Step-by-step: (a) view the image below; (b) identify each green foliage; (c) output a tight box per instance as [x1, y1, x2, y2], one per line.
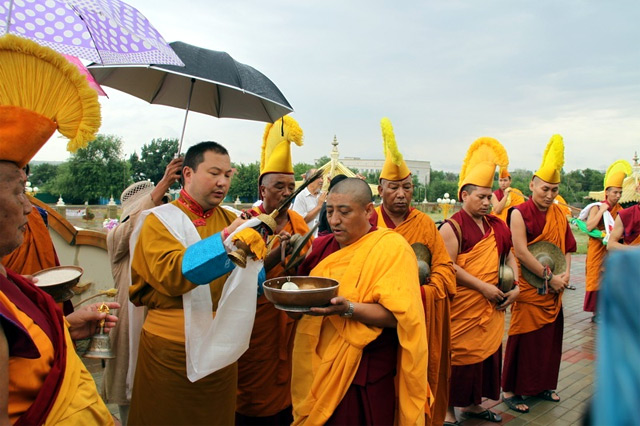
[293, 162, 314, 180]
[29, 163, 59, 188]
[560, 168, 605, 204]
[130, 138, 179, 184]
[46, 134, 131, 203]
[228, 162, 260, 202]
[314, 156, 330, 169]
[426, 170, 459, 201]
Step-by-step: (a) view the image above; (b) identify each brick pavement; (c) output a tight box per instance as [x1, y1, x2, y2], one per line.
[83, 255, 595, 425]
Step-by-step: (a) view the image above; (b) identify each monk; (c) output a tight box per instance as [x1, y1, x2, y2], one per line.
[292, 178, 428, 425]
[372, 137, 456, 425]
[1, 33, 120, 425]
[583, 161, 628, 320]
[502, 135, 576, 411]
[236, 169, 311, 425]
[439, 137, 519, 424]
[102, 157, 183, 425]
[491, 167, 525, 223]
[128, 141, 251, 425]
[608, 184, 640, 250]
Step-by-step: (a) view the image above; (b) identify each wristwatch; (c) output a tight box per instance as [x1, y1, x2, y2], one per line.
[341, 301, 355, 318]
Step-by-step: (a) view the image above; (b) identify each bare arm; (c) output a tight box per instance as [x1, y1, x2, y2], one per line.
[491, 189, 510, 215]
[308, 296, 397, 328]
[439, 222, 505, 303]
[607, 216, 628, 251]
[0, 324, 9, 426]
[586, 203, 607, 232]
[150, 157, 183, 205]
[510, 209, 568, 292]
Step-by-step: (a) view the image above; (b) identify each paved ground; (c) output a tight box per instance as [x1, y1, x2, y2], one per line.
[82, 255, 595, 425]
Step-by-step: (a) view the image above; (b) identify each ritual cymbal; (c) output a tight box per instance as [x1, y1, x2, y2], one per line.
[499, 263, 515, 292]
[521, 241, 567, 288]
[284, 223, 319, 271]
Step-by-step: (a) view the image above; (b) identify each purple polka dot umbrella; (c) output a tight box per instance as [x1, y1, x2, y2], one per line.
[0, 0, 184, 66]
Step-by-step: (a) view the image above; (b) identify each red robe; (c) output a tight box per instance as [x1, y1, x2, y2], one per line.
[618, 204, 640, 245]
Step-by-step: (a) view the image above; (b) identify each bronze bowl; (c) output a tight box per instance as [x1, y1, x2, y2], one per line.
[263, 276, 339, 312]
[33, 266, 83, 303]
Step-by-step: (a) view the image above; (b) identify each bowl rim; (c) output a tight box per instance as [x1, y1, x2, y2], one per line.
[263, 276, 339, 294]
[33, 265, 84, 287]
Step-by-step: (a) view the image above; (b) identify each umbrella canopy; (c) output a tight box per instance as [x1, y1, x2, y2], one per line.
[0, 0, 183, 65]
[88, 41, 294, 153]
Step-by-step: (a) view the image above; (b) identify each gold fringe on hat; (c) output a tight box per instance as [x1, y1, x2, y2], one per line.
[379, 117, 411, 181]
[533, 134, 564, 184]
[0, 34, 100, 165]
[260, 115, 303, 178]
[458, 137, 509, 192]
[604, 159, 632, 189]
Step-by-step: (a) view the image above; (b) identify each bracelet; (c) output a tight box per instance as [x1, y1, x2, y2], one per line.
[542, 266, 553, 281]
[341, 301, 355, 318]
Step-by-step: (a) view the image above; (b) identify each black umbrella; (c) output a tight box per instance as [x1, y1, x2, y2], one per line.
[88, 41, 293, 153]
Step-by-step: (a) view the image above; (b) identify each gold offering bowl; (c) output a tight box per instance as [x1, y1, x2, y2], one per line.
[263, 276, 339, 312]
[33, 266, 84, 303]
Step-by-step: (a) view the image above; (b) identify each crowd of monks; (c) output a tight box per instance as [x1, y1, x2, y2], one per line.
[3, 34, 640, 426]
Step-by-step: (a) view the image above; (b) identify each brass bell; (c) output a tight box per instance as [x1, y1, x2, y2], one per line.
[83, 303, 115, 359]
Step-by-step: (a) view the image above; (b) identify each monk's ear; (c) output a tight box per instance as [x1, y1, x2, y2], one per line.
[364, 202, 374, 218]
[377, 184, 383, 197]
[529, 179, 535, 192]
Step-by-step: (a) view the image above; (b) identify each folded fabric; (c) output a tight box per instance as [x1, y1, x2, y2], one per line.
[232, 228, 267, 260]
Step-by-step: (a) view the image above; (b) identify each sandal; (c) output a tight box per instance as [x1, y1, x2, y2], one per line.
[443, 422, 459, 426]
[537, 390, 561, 402]
[503, 395, 530, 413]
[461, 409, 502, 422]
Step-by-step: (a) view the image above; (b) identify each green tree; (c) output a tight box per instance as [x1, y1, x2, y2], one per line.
[48, 134, 131, 203]
[314, 156, 330, 169]
[29, 163, 59, 188]
[131, 138, 179, 184]
[426, 169, 459, 201]
[293, 162, 314, 180]
[228, 162, 260, 202]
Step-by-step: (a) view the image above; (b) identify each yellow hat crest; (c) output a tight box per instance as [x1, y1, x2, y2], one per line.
[0, 35, 101, 167]
[458, 137, 508, 194]
[533, 134, 564, 184]
[604, 159, 631, 189]
[379, 117, 411, 181]
[499, 166, 510, 179]
[260, 115, 303, 180]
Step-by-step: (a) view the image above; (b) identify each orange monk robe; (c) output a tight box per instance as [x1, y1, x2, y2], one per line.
[2, 205, 58, 274]
[292, 229, 428, 426]
[129, 200, 237, 426]
[374, 206, 455, 425]
[492, 188, 526, 223]
[236, 209, 312, 418]
[1, 288, 113, 425]
[451, 228, 505, 365]
[555, 194, 573, 217]
[584, 203, 622, 312]
[509, 203, 570, 336]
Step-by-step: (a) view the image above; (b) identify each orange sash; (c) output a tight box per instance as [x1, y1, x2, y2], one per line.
[292, 230, 428, 425]
[509, 204, 567, 335]
[585, 204, 622, 292]
[451, 228, 504, 365]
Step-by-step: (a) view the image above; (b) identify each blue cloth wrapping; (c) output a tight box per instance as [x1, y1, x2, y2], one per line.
[593, 248, 640, 425]
[182, 232, 235, 285]
[257, 267, 266, 297]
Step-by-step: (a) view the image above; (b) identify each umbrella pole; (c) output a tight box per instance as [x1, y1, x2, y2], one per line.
[6, 0, 15, 33]
[177, 78, 196, 156]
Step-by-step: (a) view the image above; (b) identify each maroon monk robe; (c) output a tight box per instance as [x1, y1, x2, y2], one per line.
[502, 199, 575, 396]
[618, 204, 640, 245]
[445, 210, 512, 407]
[494, 188, 505, 201]
[0, 270, 68, 426]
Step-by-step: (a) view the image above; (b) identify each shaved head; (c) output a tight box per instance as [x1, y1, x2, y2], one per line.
[329, 178, 373, 206]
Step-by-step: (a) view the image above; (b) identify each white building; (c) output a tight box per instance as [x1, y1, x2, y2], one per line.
[340, 157, 431, 185]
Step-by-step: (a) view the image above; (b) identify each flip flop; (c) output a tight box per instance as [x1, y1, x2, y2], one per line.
[461, 409, 502, 422]
[503, 395, 530, 413]
[443, 422, 459, 426]
[537, 390, 561, 402]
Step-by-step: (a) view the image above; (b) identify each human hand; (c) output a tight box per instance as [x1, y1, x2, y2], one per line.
[227, 217, 249, 234]
[308, 296, 351, 317]
[21, 274, 37, 285]
[548, 273, 569, 293]
[497, 285, 520, 311]
[159, 157, 183, 187]
[317, 192, 327, 204]
[481, 283, 505, 304]
[505, 187, 512, 194]
[598, 202, 610, 213]
[66, 302, 120, 340]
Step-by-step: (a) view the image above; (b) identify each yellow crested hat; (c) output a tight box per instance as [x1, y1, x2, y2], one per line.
[499, 166, 510, 179]
[604, 159, 632, 189]
[259, 115, 303, 182]
[458, 137, 508, 194]
[379, 117, 411, 181]
[0, 35, 101, 168]
[533, 134, 564, 184]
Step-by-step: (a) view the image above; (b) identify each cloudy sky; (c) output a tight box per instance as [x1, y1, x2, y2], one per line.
[32, 0, 640, 173]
